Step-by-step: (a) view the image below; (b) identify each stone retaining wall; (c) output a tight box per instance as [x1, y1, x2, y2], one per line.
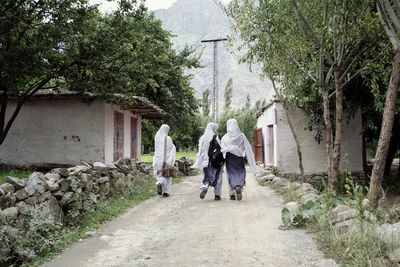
[0, 158, 151, 228]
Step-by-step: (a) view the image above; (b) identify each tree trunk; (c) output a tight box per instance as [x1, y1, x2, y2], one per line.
[321, 85, 334, 192]
[283, 103, 305, 180]
[370, 49, 400, 209]
[331, 64, 344, 193]
[384, 136, 397, 175]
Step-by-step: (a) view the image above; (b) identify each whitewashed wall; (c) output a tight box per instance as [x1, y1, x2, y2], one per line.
[0, 98, 105, 166]
[257, 102, 363, 174]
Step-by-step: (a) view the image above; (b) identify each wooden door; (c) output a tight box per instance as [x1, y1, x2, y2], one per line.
[267, 125, 274, 164]
[131, 117, 138, 159]
[114, 111, 124, 161]
[253, 128, 264, 163]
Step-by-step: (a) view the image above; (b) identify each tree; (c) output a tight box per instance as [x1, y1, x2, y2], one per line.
[369, 0, 400, 208]
[202, 89, 211, 117]
[224, 78, 233, 110]
[0, 0, 201, 147]
[227, 0, 384, 193]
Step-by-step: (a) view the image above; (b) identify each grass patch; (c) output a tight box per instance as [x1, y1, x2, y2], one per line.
[0, 169, 31, 183]
[312, 219, 396, 266]
[20, 174, 157, 267]
[140, 150, 197, 164]
[282, 186, 300, 203]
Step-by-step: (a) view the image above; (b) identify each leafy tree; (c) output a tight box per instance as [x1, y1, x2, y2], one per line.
[244, 94, 251, 110]
[369, 0, 400, 208]
[0, 0, 201, 148]
[224, 78, 233, 110]
[227, 0, 387, 193]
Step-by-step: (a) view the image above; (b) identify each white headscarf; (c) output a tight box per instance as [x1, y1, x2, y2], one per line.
[221, 119, 260, 176]
[153, 124, 176, 173]
[193, 123, 219, 168]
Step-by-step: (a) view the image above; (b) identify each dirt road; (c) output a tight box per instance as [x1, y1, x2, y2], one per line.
[42, 169, 336, 267]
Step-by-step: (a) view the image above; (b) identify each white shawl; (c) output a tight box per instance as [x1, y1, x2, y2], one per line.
[152, 124, 176, 173]
[221, 119, 260, 176]
[193, 123, 219, 168]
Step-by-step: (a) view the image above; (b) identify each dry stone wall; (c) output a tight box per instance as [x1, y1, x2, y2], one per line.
[0, 158, 151, 228]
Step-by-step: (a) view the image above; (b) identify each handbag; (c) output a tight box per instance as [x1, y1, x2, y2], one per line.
[162, 136, 177, 178]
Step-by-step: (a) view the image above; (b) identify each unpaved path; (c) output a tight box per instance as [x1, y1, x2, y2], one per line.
[42, 169, 336, 267]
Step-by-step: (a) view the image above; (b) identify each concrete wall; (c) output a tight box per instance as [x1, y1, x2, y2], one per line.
[0, 98, 105, 166]
[257, 102, 363, 174]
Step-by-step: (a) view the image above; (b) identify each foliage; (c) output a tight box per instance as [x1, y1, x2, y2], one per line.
[224, 79, 233, 111]
[281, 200, 320, 227]
[0, 0, 201, 147]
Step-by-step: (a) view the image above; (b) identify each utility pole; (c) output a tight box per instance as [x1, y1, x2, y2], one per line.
[201, 38, 227, 122]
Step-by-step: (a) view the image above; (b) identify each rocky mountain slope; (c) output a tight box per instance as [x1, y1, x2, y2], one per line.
[154, 0, 274, 109]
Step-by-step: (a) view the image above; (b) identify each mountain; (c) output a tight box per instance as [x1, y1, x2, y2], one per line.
[154, 0, 274, 110]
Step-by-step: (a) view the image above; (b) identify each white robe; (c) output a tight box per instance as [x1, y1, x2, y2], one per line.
[221, 119, 260, 176]
[193, 122, 219, 169]
[152, 124, 176, 194]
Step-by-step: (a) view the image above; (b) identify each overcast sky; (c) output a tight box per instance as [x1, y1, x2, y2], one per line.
[90, 0, 231, 12]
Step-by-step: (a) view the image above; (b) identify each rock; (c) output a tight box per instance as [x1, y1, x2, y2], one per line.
[290, 182, 302, 190]
[14, 189, 28, 201]
[59, 178, 72, 192]
[363, 210, 377, 223]
[25, 196, 40, 206]
[48, 180, 60, 192]
[16, 201, 31, 215]
[93, 162, 109, 175]
[0, 183, 15, 194]
[327, 205, 358, 225]
[0, 189, 5, 196]
[376, 222, 400, 245]
[4, 176, 25, 190]
[299, 193, 318, 204]
[45, 195, 64, 223]
[45, 173, 61, 182]
[0, 209, 5, 225]
[52, 190, 64, 199]
[298, 183, 317, 193]
[27, 172, 47, 188]
[79, 173, 90, 188]
[97, 176, 109, 184]
[70, 177, 81, 192]
[388, 248, 400, 265]
[0, 195, 11, 209]
[51, 168, 69, 178]
[69, 165, 92, 176]
[115, 158, 131, 173]
[334, 218, 359, 232]
[3, 225, 19, 241]
[3, 207, 18, 221]
[60, 192, 74, 207]
[99, 182, 110, 196]
[24, 185, 37, 197]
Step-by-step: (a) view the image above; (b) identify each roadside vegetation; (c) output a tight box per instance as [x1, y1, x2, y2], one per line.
[0, 170, 31, 183]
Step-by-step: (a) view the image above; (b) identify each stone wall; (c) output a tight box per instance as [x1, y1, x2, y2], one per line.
[0, 158, 151, 228]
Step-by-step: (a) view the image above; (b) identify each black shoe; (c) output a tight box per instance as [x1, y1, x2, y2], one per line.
[200, 189, 208, 199]
[156, 184, 162, 195]
[235, 187, 242, 201]
[214, 195, 221, 201]
[230, 195, 236, 200]
[162, 193, 169, 197]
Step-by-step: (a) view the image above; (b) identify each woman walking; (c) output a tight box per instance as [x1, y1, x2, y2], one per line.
[193, 123, 223, 201]
[221, 119, 260, 201]
[153, 124, 176, 197]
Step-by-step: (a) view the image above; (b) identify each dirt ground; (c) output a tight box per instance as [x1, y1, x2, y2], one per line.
[42, 169, 337, 267]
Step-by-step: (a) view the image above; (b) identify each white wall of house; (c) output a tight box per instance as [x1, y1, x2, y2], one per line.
[257, 102, 363, 174]
[0, 98, 106, 166]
